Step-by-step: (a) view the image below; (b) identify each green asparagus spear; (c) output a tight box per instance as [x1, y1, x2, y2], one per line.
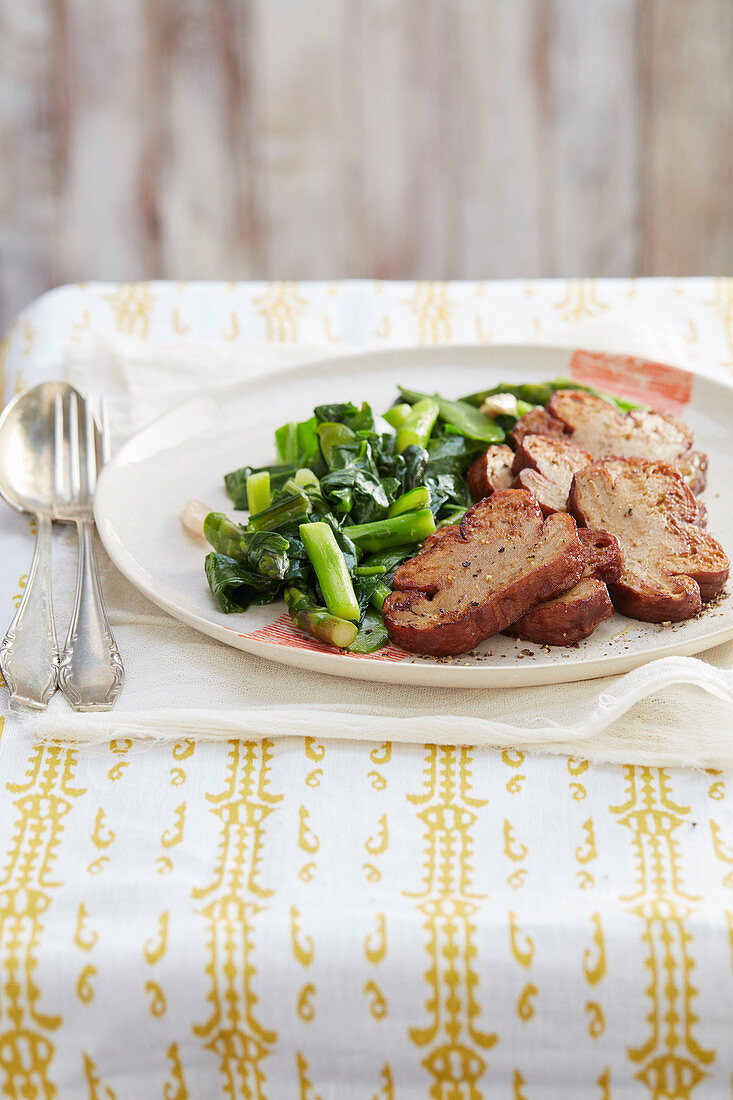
[398, 387, 504, 443]
[383, 403, 412, 428]
[317, 422, 356, 468]
[248, 490, 312, 532]
[299, 522, 360, 621]
[284, 585, 358, 648]
[388, 485, 431, 518]
[346, 508, 435, 553]
[395, 398, 440, 452]
[246, 471, 271, 514]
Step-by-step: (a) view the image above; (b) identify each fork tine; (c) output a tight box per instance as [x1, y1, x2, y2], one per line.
[68, 392, 81, 501]
[54, 392, 64, 508]
[85, 400, 97, 496]
[99, 397, 111, 465]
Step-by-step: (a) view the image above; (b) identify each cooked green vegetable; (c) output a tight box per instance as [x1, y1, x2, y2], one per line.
[462, 378, 644, 414]
[224, 464, 296, 509]
[246, 471, 271, 515]
[249, 490, 312, 532]
[383, 403, 412, 428]
[317, 422, 356, 468]
[205, 553, 280, 613]
[348, 607, 389, 653]
[399, 387, 504, 443]
[395, 398, 440, 452]
[346, 508, 436, 552]
[284, 584, 358, 648]
[299, 522, 360, 622]
[369, 581, 392, 612]
[388, 485, 431, 517]
[203, 513, 290, 579]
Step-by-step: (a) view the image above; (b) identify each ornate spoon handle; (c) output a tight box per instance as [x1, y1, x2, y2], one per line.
[0, 513, 58, 711]
[58, 520, 124, 711]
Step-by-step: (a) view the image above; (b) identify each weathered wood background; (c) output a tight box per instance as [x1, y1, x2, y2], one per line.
[1, 0, 732, 332]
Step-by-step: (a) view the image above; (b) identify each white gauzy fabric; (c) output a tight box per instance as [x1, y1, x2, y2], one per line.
[23, 321, 733, 767]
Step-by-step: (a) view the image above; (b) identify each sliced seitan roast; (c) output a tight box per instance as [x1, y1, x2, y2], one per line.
[383, 489, 585, 656]
[511, 435, 594, 514]
[506, 528, 623, 645]
[467, 444, 515, 501]
[569, 458, 728, 622]
[511, 389, 708, 493]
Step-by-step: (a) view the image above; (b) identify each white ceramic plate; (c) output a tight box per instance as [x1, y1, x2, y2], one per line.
[94, 344, 733, 687]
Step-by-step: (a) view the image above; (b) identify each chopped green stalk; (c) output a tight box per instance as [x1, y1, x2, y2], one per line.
[388, 485, 431, 518]
[370, 581, 391, 612]
[438, 508, 468, 528]
[317, 421, 356, 468]
[395, 398, 440, 452]
[203, 513, 290, 579]
[284, 584, 358, 648]
[399, 387, 504, 443]
[275, 422, 299, 463]
[299, 522, 360, 622]
[383, 402, 413, 428]
[462, 382, 557, 408]
[346, 508, 436, 553]
[246, 471, 271, 514]
[249, 491, 311, 532]
[295, 468, 320, 489]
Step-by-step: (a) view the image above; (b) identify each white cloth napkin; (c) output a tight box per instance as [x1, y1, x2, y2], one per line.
[27, 325, 733, 767]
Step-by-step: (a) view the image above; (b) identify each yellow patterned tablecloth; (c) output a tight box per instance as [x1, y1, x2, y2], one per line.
[1, 279, 733, 1099]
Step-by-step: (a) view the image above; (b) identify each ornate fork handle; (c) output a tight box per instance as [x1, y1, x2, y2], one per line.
[0, 514, 58, 710]
[58, 519, 123, 711]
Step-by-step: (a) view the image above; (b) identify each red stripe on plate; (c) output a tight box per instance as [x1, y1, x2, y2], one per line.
[246, 614, 407, 662]
[568, 349, 693, 411]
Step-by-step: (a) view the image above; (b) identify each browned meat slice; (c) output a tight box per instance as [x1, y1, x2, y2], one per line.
[570, 458, 729, 622]
[510, 407, 568, 448]
[512, 390, 707, 493]
[383, 489, 585, 656]
[505, 578, 614, 646]
[675, 450, 708, 495]
[547, 390, 694, 462]
[512, 436, 593, 514]
[467, 444, 515, 501]
[506, 528, 623, 645]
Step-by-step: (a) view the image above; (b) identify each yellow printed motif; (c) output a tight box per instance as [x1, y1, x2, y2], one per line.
[554, 279, 608, 323]
[104, 283, 157, 339]
[192, 741, 282, 1098]
[612, 767, 714, 1097]
[0, 745, 85, 1099]
[164, 1042, 188, 1100]
[404, 283, 455, 345]
[254, 283, 307, 342]
[405, 746, 497, 1098]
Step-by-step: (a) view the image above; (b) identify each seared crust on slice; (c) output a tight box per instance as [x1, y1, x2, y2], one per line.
[505, 578, 614, 646]
[570, 458, 729, 622]
[506, 528, 623, 645]
[467, 444, 515, 501]
[383, 489, 585, 656]
[675, 449, 708, 495]
[510, 407, 568, 449]
[512, 436, 593, 514]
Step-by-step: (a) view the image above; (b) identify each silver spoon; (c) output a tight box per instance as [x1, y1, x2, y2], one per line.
[0, 382, 63, 710]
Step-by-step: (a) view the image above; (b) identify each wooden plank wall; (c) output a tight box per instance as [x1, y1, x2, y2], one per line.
[0, 0, 731, 332]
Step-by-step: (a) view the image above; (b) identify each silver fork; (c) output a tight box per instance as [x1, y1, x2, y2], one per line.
[56, 390, 124, 711]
